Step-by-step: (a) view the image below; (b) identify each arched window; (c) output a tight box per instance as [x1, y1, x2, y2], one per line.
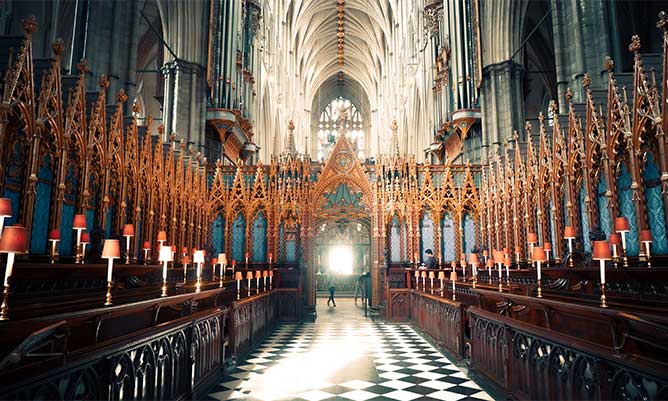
[317, 97, 364, 161]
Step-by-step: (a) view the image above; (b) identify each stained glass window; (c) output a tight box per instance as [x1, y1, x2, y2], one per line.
[317, 97, 365, 161]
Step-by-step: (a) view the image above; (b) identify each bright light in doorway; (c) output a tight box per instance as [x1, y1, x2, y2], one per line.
[329, 245, 353, 275]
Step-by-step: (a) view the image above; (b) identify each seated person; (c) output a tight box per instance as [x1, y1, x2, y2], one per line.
[424, 249, 437, 269]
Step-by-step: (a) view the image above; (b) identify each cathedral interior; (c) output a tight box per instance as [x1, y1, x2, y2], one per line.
[0, 0, 668, 400]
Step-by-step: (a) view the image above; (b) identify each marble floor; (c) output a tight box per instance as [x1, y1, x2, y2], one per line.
[206, 298, 495, 401]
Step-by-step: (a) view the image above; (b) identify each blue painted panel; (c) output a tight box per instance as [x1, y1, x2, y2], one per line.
[105, 207, 113, 237]
[252, 212, 267, 261]
[2, 189, 20, 226]
[643, 153, 668, 254]
[279, 223, 285, 261]
[231, 213, 246, 262]
[285, 240, 296, 263]
[390, 215, 401, 262]
[211, 214, 225, 255]
[618, 164, 639, 256]
[420, 212, 435, 256]
[30, 157, 54, 254]
[441, 214, 455, 262]
[463, 213, 476, 255]
[580, 186, 591, 254]
[597, 176, 612, 239]
[60, 204, 75, 256]
[549, 201, 557, 254]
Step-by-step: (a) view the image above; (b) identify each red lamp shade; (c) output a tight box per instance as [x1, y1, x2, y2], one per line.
[483, 250, 488, 257]
[212, 258, 218, 265]
[235, 271, 243, 280]
[245, 252, 249, 259]
[181, 255, 191, 264]
[592, 240, 612, 260]
[122, 224, 134, 236]
[182, 247, 188, 253]
[469, 253, 479, 264]
[255, 270, 261, 278]
[640, 229, 653, 243]
[171, 245, 176, 252]
[101, 239, 121, 259]
[262, 271, 268, 277]
[80, 233, 90, 244]
[503, 247, 509, 256]
[73, 214, 87, 230]
[564, 226, 576, 239]
[608, 233, 621, 245]
[268, 252, 273, 259]
[269, 271, 274, 277]
[0, 198, 12, 217]
[157, 231, 167, 241]
[543, 242, 552, 251]
[245, 271, 253, 280]
[451, 261, 457, 268]
[494, 250, 503, 264]
[142, 241, 150, 250]
[514, 246, 521, 253]
[615, 217, 630, 232]
[532, 246, 546, 262]
[232, 260, 237, 266]
[0, 225, 27, 253]
[527, 232, 538, 243]
[504, 257, 511, 266]
[48, 229, 60, 241]
[486, 259, 494, 268]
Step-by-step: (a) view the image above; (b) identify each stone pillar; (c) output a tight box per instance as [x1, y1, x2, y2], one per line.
[480, 60, 524, 147]
[161, 60, 207, 143]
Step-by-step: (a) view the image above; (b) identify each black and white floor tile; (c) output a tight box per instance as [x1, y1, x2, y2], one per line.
[207, 299, 495, 401]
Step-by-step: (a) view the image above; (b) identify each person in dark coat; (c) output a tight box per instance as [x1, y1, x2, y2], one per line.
[424, 249, 438, 269]
[327, 275, 336, 307]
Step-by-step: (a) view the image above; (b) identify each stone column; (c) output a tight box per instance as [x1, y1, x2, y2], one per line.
[161, 59, 207, 143]
[480, 60, 525, 146]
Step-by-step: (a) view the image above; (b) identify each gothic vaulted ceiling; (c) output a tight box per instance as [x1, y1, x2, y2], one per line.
[286, 0, 395, 108]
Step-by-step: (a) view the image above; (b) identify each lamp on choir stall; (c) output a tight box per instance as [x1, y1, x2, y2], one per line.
[514, 246, 521, 265]
[48, 229, 60, 264]
[268, 252, 272, 267]
[235, 271, 243, 299]
[159, 245, 172, 297]
[122, 224, 134, 264]
[450, 260, 457, 274]
[503, 247, 509, 260]
[614, 217, 630, 268]
[470, 253, 479, 286]
[181, 254, 190, 284]
[193, 250, 205, 293]
[0, 198, 12, 238]
[482, 249, 488, 263]
[640, 229, 653, 268]
[609, 233, 621, 268]
[592, 240, 611, 308]
[231, 259, 237, 276]
[564, 226, 576, 268]
[142, 241, 151, 265]
[218, 253, 227, 278]
[428, 271, 435, 294]
[255, 270, 261, 294]
[246, 271, 253, 297]
[182, 247, 188, 258]
[494, 250, 503, 283]
[421, 270, 427, 291]
[262, 270, 268, 291]
[450, 271, 457, 300]
[212, 258, 218, 282]
[504, 256, 511, 287]
[543, 242, 552, 268]
[245, 252, 249, 269]
[101, 239, 120, 306]
[527, 232, 538, 266]
[80, 232, 90, 262]
[460, 257, 467, 281]
[486, 258, 494, 283]
[269, 270, 274, 290]
[157, 231, 167, 247]
[72, 214, 86, 264]
[438, 271, 445, 296]
[414, 252, 419, 268]
[532, 246, 546, 298]
[171, 246, 177, 266]
[0, 225, 27, 320]
[414, 270, 420, 289]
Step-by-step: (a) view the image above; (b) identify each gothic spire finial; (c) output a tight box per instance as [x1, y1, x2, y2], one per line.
[391, 119, 399, 156]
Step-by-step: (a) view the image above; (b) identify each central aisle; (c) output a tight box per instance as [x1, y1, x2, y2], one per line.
[207, 299, 494, 401]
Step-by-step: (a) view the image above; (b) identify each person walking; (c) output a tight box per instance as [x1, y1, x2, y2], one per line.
[327, 274, 336, 307]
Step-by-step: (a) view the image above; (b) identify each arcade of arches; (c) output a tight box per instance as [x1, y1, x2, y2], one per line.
[0, 1, 668, 401]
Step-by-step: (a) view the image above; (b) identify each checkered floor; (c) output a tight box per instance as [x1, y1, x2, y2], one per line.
[207, 300, 494, 401]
